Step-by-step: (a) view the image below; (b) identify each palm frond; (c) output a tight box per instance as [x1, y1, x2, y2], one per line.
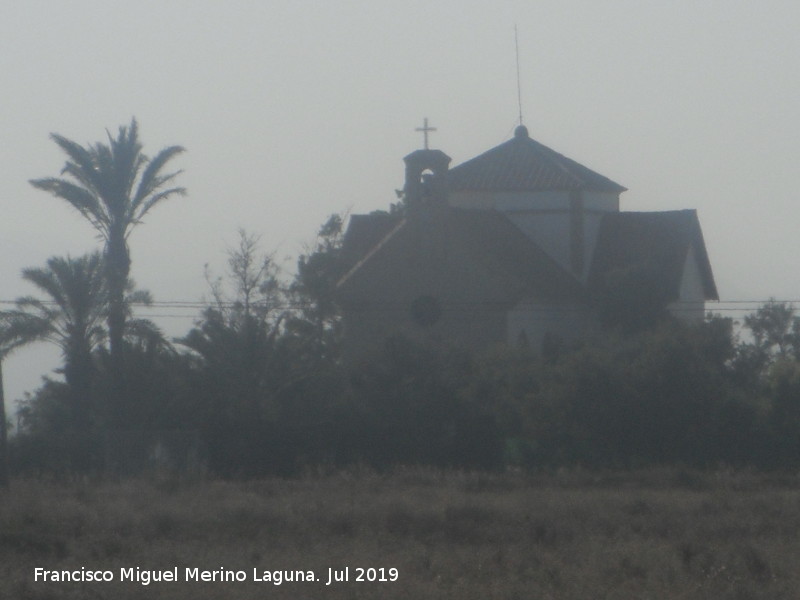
[34, 119, 185, 243]
[6, 253, 110, 359]
[21, 266, 67, 312]
[14, 296, 57, 316]
[125, 317, 173, 353]
[130, 144, 186, 217]
[29, 177, 109, 235]
[109, 119, 145, 205]
[49, 133, 105, 194]
[128, 186, 187, 233]
[0, 311, 57, 350]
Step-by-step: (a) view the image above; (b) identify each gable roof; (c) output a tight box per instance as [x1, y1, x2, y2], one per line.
[448, 126, 627, 194]
[588, 210, 718, 301]
[337, 207, 584, 303]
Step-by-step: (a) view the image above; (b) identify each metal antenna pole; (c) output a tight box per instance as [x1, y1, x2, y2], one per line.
[515, 25, 524, 126]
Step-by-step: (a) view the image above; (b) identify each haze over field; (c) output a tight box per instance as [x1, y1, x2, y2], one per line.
[1, 0, 798, 403]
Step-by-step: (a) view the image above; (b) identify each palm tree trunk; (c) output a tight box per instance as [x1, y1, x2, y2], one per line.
[64, 349, 94, 472]
[106, 234, 131, 426]
[0, 359, 9, 488]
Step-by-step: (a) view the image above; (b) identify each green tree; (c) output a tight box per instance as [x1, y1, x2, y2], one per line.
[178, 231, 295, 476]
[736, 301, 800, 466]
[487, 317, 747, 468]
[350, 336, 501, 468]
[288, 213, 346, 364]
[179, 230, 286, 422]
[730, 300, 800, 394]
[743, 300, 800, 362]
[29, 119, 186, 404]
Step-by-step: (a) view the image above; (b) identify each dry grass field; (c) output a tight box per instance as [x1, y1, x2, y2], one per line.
[2, 468, 800, 599]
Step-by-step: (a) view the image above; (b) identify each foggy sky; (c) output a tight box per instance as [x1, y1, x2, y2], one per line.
[1, 0, 798, 405]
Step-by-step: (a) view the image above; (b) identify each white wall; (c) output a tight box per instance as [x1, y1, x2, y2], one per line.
[448, 189, 569, 211]
[449, 189, 620, 281]
[668, 243, 706, 320]
[506, 212, 572, 271]
[583, 192, 619, 212]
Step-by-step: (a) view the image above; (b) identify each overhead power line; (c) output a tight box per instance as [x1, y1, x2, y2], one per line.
[0, 298, 798, 306]
[0, 298, 795, 322]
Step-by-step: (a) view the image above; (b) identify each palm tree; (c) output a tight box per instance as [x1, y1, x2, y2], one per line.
[0, 253, 108, 428]
[1, 252, 171, 421]
[29, 118, 186, 397]
[0, 350, 12, 487]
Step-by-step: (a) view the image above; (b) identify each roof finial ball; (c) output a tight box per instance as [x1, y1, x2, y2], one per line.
[514, 124, 529, 139]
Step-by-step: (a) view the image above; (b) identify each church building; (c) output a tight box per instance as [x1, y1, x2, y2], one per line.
[337, 123, 717, 359]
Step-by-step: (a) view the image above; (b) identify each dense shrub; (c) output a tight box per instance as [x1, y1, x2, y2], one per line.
[12, 306, 800, 476]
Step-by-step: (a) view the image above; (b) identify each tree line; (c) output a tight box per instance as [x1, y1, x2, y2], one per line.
[2, 120, 800, 480]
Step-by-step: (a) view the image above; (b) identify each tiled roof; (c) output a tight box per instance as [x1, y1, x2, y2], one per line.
[589, 210, 718, 300]
[448, 126, 627, 194]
